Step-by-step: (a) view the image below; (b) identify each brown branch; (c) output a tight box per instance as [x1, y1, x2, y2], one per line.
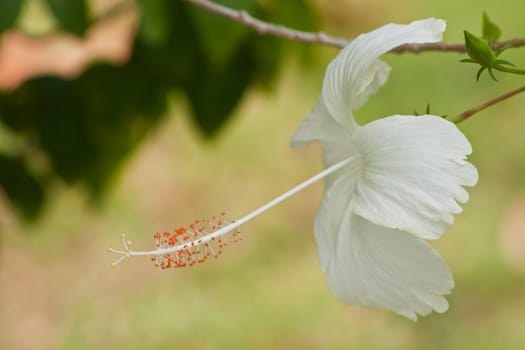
[183, 0, 525, 53]
[454, 84, 525, 123]
[182, 0, 349, 48]
[90, 1, 525, 122]
[391, 42, 466, 53]
[391, 38, 525, 54]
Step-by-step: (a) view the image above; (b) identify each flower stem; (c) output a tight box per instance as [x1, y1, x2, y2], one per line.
[495, 65, 525, 75]
[109, 156, 355, 259]
[453, 83, 525, 123]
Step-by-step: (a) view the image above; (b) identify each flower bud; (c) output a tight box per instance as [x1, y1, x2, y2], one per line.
[464, 30, 496, 67]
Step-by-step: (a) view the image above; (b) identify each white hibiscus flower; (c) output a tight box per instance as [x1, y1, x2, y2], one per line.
[109, 18, 477, 321]
[291, 18, 478, 320]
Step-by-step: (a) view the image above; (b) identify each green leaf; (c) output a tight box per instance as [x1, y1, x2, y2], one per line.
[0, 0, 316, 221]
[0, 154, 45, 220]
[186, 46, 255, 136]
[0, 0, 23, 33]
[476, 67, 486, 81]
[487, 67, 498, 81]
[45, 0, 89, 36]
[0, 62, 168, 193]
[135, 0, 171, 46]
[482, 12, 501, 45]
[495, 59, 515, 67]
[187, 0, 259, 65]
[266, 0, 316, 32]
[132, 0, 202, 85]
[495, 44, 511, 57]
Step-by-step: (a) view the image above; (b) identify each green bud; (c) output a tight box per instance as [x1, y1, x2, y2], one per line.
[464, 30, 496, 67]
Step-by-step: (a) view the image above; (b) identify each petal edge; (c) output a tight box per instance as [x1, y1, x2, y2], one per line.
[322, 18, 446, 128]
[349, 115, 478, 239]
[325, 213, 454, 320]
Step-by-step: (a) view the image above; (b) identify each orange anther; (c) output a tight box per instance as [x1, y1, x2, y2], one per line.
[150, 212, 241, 270]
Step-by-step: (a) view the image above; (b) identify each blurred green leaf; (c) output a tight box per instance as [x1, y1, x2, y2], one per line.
[249, 35, 283, 88]
[0, 62, 168, 193]
[135, 0, 171, 46]
[187, 0, 258, 65]
[45, 0, 89, 36]
[267, 0, 317, 32]
[133, 1, 199, 85]
[0, 0, 316, 219]
[0, 0, 23, 33]
[248, 0, 317, 88]
[482, 12, 501, 45]
[0, 154, 45, 219]
[186, 45, 255, 136]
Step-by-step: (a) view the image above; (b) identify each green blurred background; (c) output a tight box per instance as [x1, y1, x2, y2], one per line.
[1, 0, 525, 349]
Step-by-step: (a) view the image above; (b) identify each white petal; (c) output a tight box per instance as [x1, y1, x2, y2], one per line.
[325, 212, 453, 320]
[348, 115, 478, 239]
[315, 175, 358, 270]
[291, 101, 362, 190]
[314, 189, 339, 271]
[290, 101, 351, 149]
[352, 60, 391, 110]
[323, 18, 446, 128]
